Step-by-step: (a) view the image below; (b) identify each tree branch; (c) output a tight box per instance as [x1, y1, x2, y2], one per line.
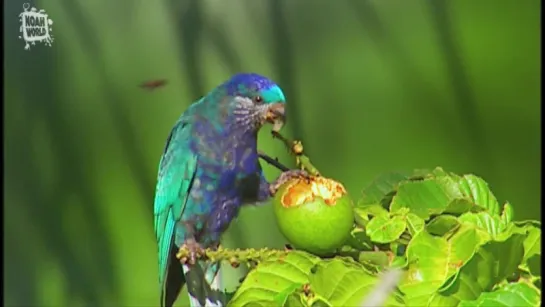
[177, 246, 292, 267]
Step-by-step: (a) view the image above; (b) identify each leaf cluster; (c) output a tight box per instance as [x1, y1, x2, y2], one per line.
[227, 167, 541, 307]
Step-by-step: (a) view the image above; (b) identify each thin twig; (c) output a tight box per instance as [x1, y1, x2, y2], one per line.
[258, 151, 290, 172]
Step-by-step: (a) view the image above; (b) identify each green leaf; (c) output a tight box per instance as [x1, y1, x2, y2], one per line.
[456, 174, 500, 215]
[501, 202, 514, 225]
[426, 215, 460, 236]
[308, 259, 403, 306]
[522, 225, 541, 261]
[405, 213, 425, 236]
[283, 293, 307, 307]
[458, 212, 508, 242]
[366, 215, 407, 244]
[521, 225, 541, 277]
[390, 256, 408, 268]
[458, 282, 541, 307]
[353, 205, 388, 228]
[398, 226, 480, 300]
[355, 204, 389, 218]
[228, 251, 320, 307]
[407, 168, 435, 180]
[433, 232, 526, 304]
[434, 174, 477, 215]
[430, 167, 451, 177]
[390, 178, 463, 219]
[390, 170, 502, 219]
[353, 208, 370, 228]
[309, 298, 330, 307]
[443, 199, 476, 216]
[273, 283, 303, 306]
[359, 172, 409, 205]
[345, 227, 374, 251]
[479, 233, 526, 285]
[515, 220, 542, 228]
[356, 251, 392, 269]
[516, 220, 542, 279]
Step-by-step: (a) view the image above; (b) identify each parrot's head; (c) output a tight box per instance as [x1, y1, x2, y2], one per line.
[222, 73, 287, 133]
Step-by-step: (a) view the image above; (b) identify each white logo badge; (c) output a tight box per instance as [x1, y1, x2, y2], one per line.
[18, 3, 54, 50]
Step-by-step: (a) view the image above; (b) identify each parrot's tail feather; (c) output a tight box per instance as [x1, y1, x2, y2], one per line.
[161, 247, 186, 307]
[183, 264, 224, 307]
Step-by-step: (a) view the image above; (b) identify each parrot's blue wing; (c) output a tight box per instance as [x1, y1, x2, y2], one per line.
[154, 118, 197, 302]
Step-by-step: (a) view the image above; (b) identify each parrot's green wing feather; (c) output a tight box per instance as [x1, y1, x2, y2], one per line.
[154, 119, 197, 296]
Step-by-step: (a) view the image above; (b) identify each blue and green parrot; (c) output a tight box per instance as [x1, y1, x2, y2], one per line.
[153, 73, 305, 307]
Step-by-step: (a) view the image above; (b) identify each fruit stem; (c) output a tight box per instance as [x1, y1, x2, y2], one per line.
[271, 131, 321, 176]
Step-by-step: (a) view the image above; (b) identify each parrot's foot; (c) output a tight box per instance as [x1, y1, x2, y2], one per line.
[269, 169, 310, 196]
[181, 238, 205, 265]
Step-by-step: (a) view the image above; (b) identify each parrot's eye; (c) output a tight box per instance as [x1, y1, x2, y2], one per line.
[253, 96, 263, 104]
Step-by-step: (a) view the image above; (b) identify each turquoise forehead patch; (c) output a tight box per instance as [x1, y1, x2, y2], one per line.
[261, 85, 286, 104]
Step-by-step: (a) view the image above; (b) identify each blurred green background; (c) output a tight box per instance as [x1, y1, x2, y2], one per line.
[4, 0, 540, 306]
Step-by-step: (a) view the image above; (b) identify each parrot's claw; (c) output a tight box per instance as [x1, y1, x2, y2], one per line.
[270, 169, 311, 196]
[182, 238, 206, 265]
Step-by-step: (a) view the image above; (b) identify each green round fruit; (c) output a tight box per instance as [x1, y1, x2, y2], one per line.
[273, 175, 354, 256]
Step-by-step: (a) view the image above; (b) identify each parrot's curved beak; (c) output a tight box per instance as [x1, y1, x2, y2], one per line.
[265, 103, 286, 132]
